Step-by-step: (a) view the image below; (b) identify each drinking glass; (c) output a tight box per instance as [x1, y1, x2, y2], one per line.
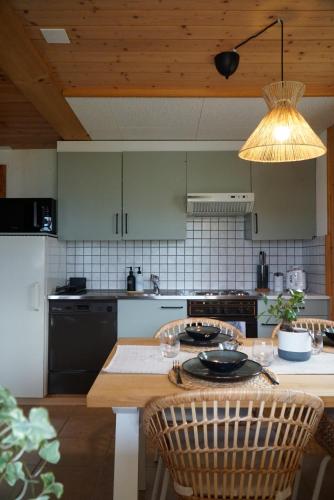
[312, 331, 323, 355]
[160, 330, 180, 358]
[252, 339, 274, 366]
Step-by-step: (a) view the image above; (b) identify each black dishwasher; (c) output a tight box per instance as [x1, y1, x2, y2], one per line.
[48, 300, 117, 394]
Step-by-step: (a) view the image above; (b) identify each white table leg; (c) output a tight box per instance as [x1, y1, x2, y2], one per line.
[113, 407, 139, 500]
[138, 410, 146, 491]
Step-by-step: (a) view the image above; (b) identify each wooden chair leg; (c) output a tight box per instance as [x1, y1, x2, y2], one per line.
[311, 455, 331, 500]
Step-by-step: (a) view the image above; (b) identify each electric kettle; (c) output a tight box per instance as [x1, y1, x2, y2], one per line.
[286, 267, 306, 291]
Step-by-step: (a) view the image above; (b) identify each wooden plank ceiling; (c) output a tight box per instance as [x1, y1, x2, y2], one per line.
[1, 0, 334, 147]
[0, 70, 60, 148]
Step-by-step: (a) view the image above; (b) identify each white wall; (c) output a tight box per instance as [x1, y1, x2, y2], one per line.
[316, 131, 328, 236]
[0, 149, 57, 198]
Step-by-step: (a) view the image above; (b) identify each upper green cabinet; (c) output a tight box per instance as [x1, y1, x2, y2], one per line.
[58, 152, 122, 241]
[187, 151, 251, 192]
[244, 160, 316, 240]
[122, 152, 186, 240]
[58, 151, 186, 241]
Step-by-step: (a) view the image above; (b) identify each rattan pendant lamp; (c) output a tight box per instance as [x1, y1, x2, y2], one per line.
[215, 19, 326, 163]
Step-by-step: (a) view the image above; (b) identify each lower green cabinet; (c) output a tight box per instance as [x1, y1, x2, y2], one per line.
[117, 299, 187, 338]
[257, 298, 329, 337]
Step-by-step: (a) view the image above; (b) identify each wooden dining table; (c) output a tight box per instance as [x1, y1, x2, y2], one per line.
[87, 337, 334, 500]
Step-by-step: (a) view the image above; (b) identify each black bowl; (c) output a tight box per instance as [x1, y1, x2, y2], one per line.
[198, 350, 248, 372]
[322, 328, 334, 343]
[185, 325, 220, 342]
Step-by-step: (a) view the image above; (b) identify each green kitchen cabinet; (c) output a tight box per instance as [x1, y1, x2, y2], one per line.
[58, 151, 187, 241]
[257, 297, 329, 337]
[187, 151, 251, 192]
[122, 152, 187, 240]
[245, 160, 316, 240]
[118, 299, 187, 338]
[58, 152, 122, 240]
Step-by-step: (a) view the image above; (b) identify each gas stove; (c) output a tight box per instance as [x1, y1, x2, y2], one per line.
[194, 289, 250, 297]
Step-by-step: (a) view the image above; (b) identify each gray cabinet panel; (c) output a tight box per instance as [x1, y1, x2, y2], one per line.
[258, 298, 328, 317]
[257, 298, 329, 337]
[245, 160, 316, 240]
[122, 152, 187, 240]
[58, 152, 122, 240]
[117, 299, 187, 338]
[187, 151, 251, 192]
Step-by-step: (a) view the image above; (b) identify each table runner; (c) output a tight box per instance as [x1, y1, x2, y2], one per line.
[104, 344, 334, 375]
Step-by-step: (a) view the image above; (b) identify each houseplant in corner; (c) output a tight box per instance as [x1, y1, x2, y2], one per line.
[264, 290, 312, 361]
[0, 385, 63, 499]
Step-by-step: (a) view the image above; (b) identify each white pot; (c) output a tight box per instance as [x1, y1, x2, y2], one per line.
[278, 328, 312, 362]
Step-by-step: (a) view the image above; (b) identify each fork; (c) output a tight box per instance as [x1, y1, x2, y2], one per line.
[173, 360, 183, 385]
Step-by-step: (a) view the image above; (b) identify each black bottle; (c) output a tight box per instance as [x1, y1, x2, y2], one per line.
[127, 267, 136, 291]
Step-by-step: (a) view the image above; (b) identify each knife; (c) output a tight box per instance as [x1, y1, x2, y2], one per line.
[261, 367, 279, 385]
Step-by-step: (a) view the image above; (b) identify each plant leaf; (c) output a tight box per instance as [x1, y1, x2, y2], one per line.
[39, 441, 60, 464]
[5, 461, 25, 486]
[0, 451, 13, 473]
[41, 472, 64, 498]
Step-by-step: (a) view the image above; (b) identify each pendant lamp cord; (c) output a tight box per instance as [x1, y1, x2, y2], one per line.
[280, 19, 284, 81]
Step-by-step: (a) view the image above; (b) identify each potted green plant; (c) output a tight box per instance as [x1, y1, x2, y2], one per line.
[263, 290, 312, 361]
[0, 385, 63, 499]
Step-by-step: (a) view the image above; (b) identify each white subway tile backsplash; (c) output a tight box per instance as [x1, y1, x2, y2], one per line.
[65, 217, 326, 292]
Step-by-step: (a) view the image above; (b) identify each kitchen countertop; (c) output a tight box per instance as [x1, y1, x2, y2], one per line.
[48, 289, 330, 300]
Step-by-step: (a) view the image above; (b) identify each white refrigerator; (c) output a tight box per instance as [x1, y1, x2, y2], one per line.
[0, 235, 66, 397]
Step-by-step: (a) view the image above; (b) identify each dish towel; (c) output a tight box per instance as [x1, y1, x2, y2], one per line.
[104, 345, 334, 375]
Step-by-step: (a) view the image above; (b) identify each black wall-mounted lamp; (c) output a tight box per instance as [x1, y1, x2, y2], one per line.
[214, 19, 281, 79]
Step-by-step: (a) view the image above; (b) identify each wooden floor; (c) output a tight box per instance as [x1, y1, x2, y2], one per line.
[1, 402, 334, 499]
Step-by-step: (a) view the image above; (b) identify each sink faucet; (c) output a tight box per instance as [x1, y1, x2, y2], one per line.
[150, 274, 160, 295]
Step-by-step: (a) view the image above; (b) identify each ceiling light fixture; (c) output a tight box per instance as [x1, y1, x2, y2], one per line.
[215, 19, 326, 163]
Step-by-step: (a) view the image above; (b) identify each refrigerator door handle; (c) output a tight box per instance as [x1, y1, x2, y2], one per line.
[32, 282, 41, 311]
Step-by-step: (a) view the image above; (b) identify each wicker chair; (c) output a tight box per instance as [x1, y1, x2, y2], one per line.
[144, 388, 323, 500]
[271, 318, 334, 338]
[154, 317, 244, 340]
[270, 318, 334, 500]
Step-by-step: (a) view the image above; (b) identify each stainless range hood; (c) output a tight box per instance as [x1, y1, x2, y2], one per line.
[187, 193, 255, 217]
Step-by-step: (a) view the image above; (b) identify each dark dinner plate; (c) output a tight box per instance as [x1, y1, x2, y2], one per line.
[182, 357, 262, 382]
[178, 332, 231, 347]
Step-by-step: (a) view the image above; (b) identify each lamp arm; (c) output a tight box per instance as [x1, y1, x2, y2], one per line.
[234, 18, 282, 50]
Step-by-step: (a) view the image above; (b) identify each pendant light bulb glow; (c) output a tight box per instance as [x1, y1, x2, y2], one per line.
[239, 81, 326, 163]
[273, 125, 291, 142]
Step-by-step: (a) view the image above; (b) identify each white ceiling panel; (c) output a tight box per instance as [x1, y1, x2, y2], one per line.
[67, 96, 334, 141]
[197, 98, 265, 140]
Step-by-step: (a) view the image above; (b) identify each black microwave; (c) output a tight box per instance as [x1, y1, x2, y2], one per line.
[0, 198, 57, 234]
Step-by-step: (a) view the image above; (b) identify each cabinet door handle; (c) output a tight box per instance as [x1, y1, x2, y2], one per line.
[125, 213, 128, 234]
[33, 201, 38, 228]
[255, 213, 258, 234]
[260, 323, 278, 326]
[115, 213, 119, 234]
[160, 306, 184, 309]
